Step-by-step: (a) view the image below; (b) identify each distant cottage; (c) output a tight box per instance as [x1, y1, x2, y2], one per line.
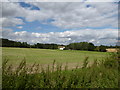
[106, 48, 119, 52]
[58, 46, 65, 50]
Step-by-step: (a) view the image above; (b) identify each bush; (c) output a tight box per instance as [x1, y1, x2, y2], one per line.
[2, 53, 119, 88]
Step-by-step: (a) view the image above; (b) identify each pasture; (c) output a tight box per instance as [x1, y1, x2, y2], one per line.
[2, 47, 108, 68]
[2, 47, 119, 88]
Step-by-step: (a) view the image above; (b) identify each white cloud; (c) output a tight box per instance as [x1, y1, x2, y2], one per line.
[2, 2, 23, 18]
[2, 28, 118, 46]
[85, 0, 119, 2]
[27, 2, 118, 29]
[17, 26, 23, 29]
[2, 0, 119, 2]
[1, 2, 118, 46]
[1, 17, 24, 27]
[1, 2, 30, 27]
[89, 39, 95, 43]
[1, 2, 118, 29]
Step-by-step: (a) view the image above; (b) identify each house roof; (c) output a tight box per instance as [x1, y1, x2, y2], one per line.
[58, 46, 65, 48]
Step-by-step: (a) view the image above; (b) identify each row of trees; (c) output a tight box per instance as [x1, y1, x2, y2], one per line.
[1, 38, 119, 52]
[31, 43, 58, 49]
[65, 42, 119, 52]
[0, 38, 58, 49]
[1, 38, 30, 48]
[65, 42, 95, 51]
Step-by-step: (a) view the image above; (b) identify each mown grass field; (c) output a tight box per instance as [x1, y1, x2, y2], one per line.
[2, 47, 109, 67]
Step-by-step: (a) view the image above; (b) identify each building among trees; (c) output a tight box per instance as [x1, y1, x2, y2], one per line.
[1, 38, 119, 52]
[58, 46, 65, 50]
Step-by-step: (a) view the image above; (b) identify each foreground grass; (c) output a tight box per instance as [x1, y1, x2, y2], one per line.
[2, 47, 108, 65]
[2, 52, 119, 88]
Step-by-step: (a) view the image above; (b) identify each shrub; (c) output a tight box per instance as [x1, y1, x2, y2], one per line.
[2, 52, 119, 88]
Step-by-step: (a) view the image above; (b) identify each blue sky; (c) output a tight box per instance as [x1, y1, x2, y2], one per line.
[19, 2, 40, 10]
[12, 17, 63, 33]
[1, 1, 119, 45]
[10, 2, 117, 33]
[13, 16, 117, 33]
[11, 2, 67, 33]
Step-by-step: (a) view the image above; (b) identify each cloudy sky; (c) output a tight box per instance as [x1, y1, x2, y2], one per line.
[1, 1, 119, 45]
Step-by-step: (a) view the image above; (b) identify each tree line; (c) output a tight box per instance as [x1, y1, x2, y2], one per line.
[0, 38, 58, 49]
[0, 38, 119, 52]
[65, 42, 119, 52]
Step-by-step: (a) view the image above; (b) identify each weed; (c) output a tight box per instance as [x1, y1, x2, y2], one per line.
[2, 53, 119, 88]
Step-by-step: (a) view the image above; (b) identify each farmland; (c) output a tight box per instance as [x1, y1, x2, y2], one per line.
[2, 47, 108, 66]
[2, 47, 119, 88]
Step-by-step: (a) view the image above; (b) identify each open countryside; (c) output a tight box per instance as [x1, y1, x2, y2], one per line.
[2, 1, 119, 88]
[2, 47, 119, 88]
[2, 47, 108, 67]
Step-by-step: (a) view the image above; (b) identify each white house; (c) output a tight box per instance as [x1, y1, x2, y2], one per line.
[58, 46, 65, 50]
[59, 47, 65, 50]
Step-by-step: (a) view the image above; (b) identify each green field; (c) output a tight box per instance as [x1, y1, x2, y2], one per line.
[2, 47, 109, 67]
[2, 47, 119, 88]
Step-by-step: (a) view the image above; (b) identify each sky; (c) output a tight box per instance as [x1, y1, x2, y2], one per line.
[1, 0, 119, 46]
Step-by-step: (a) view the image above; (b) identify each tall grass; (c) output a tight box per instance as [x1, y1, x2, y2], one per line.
[2, 52, 119, 88]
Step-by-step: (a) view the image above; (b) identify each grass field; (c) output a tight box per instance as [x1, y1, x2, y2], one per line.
[2, 47, 119, 88]
[2, 47, 109, 67]
[2, 49, 119, 88]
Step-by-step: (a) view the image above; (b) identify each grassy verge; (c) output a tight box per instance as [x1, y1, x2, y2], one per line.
[2, 52, 119, 88]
